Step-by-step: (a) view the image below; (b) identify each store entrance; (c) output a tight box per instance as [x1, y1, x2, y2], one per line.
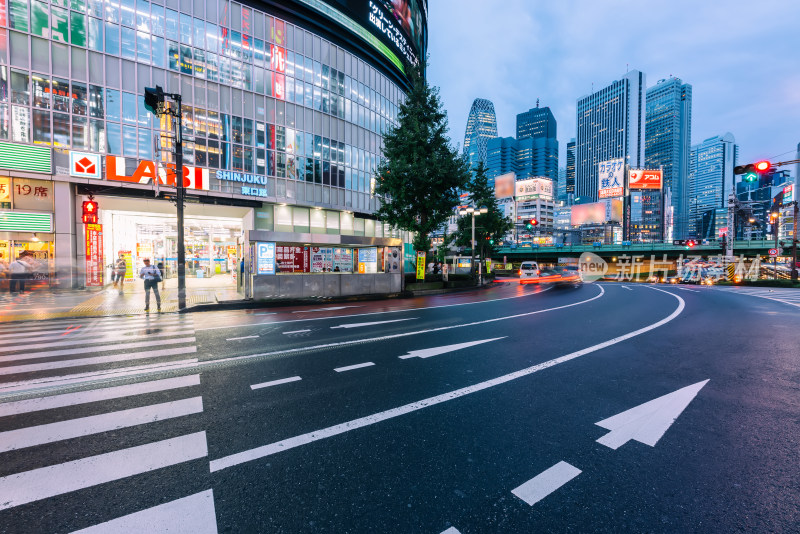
[97, 197, 249, 294]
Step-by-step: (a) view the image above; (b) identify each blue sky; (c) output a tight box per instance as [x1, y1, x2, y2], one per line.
[427, 0, 800, 167]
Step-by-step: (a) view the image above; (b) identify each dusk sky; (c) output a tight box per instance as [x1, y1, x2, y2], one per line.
[427, 0, 800, 167]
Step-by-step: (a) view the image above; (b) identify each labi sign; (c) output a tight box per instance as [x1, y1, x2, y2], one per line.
[106, 156, 209, 191]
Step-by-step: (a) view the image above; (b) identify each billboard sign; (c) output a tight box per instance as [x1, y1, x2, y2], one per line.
[106, 156, 210, 191]
[85, 223, 104, 286]
[494, 173, 515, 199]
[629, 169, 663, 190]
[256, 242, 276, 275]
[515, 178, 554, 201]
[784, 184, 794, 203]
[598, 158, 625, 198]
[570, 199, 623, 226]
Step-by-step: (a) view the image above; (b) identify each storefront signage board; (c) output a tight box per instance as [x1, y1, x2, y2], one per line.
[256, 242, 276, 275]
[70, 152, 102, 179]
[0, 211, 53, 232]
[0, 142, 52, 174]
[416, 251, 426, 280]
[85, 223, 104, 286]
[106, 156, 209, 191]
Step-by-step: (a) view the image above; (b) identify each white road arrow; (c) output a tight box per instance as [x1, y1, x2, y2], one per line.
[595, 379, 709, 450]
[398, 337, 506, 359]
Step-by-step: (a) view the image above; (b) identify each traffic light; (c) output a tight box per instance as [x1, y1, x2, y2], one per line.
[82, 200, 98, 224]
[143, 85, 165, 116]
[734, 160, 771, 183]
[685, 239, 697, 249]
[524, 218, 539, 231]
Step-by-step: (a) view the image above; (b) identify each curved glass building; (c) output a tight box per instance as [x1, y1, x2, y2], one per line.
[0, 0, 427, 290]
[462, 97, 497, 173]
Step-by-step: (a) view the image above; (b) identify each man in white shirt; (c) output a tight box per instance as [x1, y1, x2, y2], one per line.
[139, 258, 161, 312]
[9, 253, 28, 293]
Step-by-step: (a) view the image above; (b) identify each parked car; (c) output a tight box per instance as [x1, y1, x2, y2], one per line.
[519, 261, 541, 284]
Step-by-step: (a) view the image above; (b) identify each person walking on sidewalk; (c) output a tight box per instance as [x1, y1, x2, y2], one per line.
[8, 253, 29, 294]
[139, 258, 162, 312]
[112, 252, 127, 294]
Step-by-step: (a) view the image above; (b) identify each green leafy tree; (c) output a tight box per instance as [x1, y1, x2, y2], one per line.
[454, 161, 512, 261]
[374, 61, 470, 254]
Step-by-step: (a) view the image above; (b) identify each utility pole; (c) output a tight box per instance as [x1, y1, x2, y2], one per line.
[792, 201, 799, 282]
[144, 86, 186, 309]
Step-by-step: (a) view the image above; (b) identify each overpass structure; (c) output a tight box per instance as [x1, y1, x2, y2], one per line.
[491, 240, 779, 262]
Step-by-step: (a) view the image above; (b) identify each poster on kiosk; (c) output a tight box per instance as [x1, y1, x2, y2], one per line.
[256, 242, 276, 275]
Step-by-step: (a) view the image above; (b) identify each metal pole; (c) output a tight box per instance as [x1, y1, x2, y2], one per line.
[471, 213, 476, 281]
[792, 201, 799, 283]
[173, 95, 186, 310]
[774, 216, 779, 280]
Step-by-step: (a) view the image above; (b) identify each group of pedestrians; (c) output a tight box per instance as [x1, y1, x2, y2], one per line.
[110, 252, 162, 313]
[1, 251, 40, 293]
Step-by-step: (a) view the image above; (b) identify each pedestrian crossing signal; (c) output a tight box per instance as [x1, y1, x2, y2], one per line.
[82, 200, 98, 224]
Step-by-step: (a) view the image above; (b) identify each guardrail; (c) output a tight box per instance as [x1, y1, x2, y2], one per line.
[493, 240, 778, 255]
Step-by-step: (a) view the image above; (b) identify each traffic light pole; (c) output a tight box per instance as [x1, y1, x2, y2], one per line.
[792, 201, 799, 283]
[173, 94, 186, 310]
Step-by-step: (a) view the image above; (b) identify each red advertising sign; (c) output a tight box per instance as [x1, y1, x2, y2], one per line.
[629, 169, 663, 190]
[106, 156, 210, 190]
[85, 223, 104, 286]
[276, 246, 308, 272]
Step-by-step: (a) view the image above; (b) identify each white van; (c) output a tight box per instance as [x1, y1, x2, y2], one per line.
[519, 261, 541, 284]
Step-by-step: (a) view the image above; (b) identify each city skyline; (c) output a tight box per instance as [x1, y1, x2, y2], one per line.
[427, 0, 800, 166]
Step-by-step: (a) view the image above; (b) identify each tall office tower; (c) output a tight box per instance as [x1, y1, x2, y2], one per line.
[566, 139, 576, 198]
[688, 133, 739, 239]
[646, 77, 693, 239]
[575, 70, 646, 201]
[557, 167, 567, 201]
[516, 105, 557, 141]
[486, 137, 519, 184]
[463, 98, 498, 173]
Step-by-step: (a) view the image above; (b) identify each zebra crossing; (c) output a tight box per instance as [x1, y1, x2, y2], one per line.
[713, 286, 800, 308]
[0, 314, 200, 393]
[0, 373, 217, 532]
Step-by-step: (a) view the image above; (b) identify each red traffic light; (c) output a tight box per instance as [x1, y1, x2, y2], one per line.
[82, 200, 99, 224]
[530, 218, 539, 226]
[755, 160, 770, 172]
[686, 239, 697, 248]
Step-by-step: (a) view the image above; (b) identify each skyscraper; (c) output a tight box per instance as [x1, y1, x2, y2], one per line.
[646, 78, 693, 239]
[463, 98, 498, 173]
[516, 105, 557, 141]
[688, 133, 739, 239]
[486, 136, 558, 183]
[565, 139, 576, 199]
[486, 137, 519, 183]
[575, 70, 646, 201]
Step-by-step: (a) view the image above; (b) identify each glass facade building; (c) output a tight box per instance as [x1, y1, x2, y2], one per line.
[516, 105, 556, 142]
[645, 77, 692, 239]
[486, 135, 558, 184]
[462, 97, 497, 173]
[688, 133, 738, 239]
[575, 70, 646, 202]
[0, 0, 427, 289]
[565, 138, 575, 199]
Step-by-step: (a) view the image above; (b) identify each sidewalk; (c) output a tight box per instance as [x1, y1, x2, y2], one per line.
[0, 276, 244, 323]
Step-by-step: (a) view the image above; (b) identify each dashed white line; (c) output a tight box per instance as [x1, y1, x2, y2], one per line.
[620, 285, 633, 291]
[250, 376, 302, 390]
[292, 306, 361, 313]
[226, 335, 260, 341]
[282, 329, 311, 335]
[676, 287, 699, 293]
[511, 461, 582, 506]
[334, 362, 375, 373]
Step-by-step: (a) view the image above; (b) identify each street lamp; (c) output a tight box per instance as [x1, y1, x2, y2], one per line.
[770, 211, 779, 280]
[459, 205, 488, 284]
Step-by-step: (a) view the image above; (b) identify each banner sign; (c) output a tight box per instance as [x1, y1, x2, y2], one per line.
[70, 151, 102, 179]
[416, 251, 426, 280]
[85, 223, 104, 286]
[598, 158, 625, 198]
[358, 247, 377, 273]
[629, 169, 663, 190]
[494, 173, 515, 199]
[515, 178, 554, 201]
[256, 242, 276, 275]
[276, 246, 308, 272]
[106, 156, 210, 191]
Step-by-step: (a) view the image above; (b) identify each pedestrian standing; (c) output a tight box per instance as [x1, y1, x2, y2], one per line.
[139, 258, 162, 312]
[8, 253, 28, 293]
[113, 252, 127, 294]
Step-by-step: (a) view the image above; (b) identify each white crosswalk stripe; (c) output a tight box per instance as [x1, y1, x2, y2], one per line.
[0, 374, 217, 531]
[0, 316, 198, 385]
[713, 287, 800, 308]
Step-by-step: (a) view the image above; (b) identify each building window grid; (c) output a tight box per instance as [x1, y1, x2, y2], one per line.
[0, 0, 405, 197]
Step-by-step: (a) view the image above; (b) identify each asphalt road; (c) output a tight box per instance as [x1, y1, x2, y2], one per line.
[0, 282, 798, 533]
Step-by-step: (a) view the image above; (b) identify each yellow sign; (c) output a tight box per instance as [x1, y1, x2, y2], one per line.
[416, 251, 426, 280]
[0, 177, 10, 205]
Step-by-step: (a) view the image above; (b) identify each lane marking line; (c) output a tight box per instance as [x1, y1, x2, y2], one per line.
[712, 287, 800, 309]
[331, 318, 417, 329]
[292, 306, 362, 313]
[0, 346, 198, 376]
[225, 335, 259, 341]
[0, 397, 203, 452]
[250, 376, 302, 390]
[620, 285, 633, 291]
[196, 287, 553, 331]
[676, 287, 699, 293]
[283, 329, 311, 335]
[0, 375, 200, 418]
[0, 331, 196, 352]
[71, 489, 218, 534]
[334, 362, 375, 373]
[0, 316, 192, 335]
[440, 528, 461, 534]
[399, 337, 506, 360]
[511, 461, 582, 506]
[0, 431, 208, 511]
[208, 288, 684, 472]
